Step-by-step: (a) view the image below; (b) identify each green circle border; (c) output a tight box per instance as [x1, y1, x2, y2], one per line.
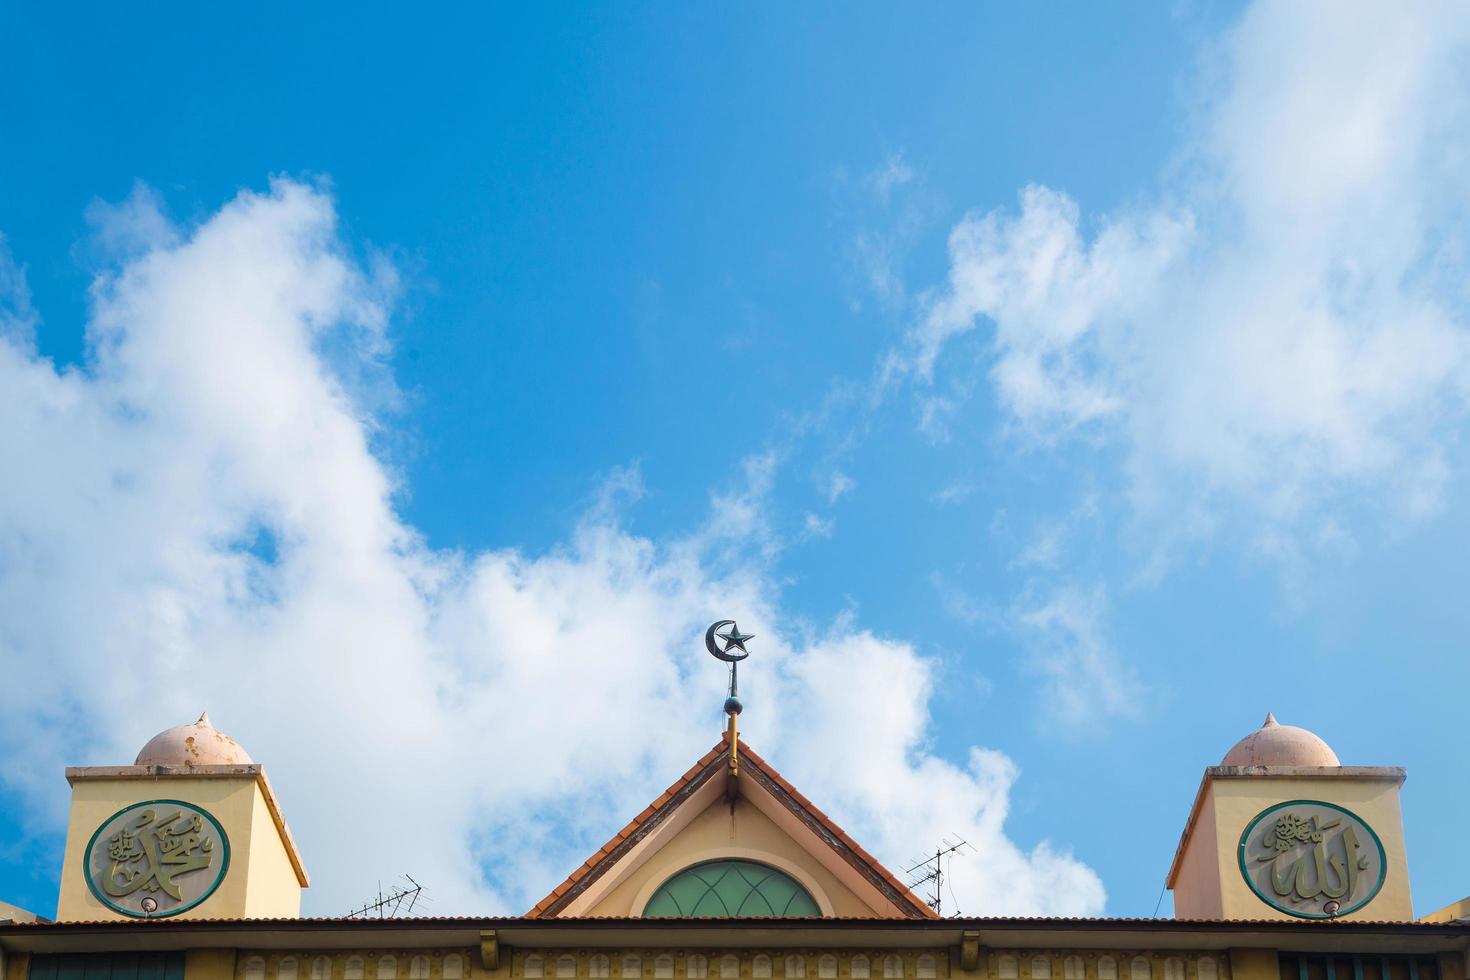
[1236, 799, 1387, 919]
[83, 799, 231, 919]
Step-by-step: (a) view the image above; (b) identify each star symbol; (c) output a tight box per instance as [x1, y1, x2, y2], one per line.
[716, 623, 755, 655]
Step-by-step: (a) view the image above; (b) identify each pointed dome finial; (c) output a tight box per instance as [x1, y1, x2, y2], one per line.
[1222, 713, 1338, 767]
[136, 713, 251, 767]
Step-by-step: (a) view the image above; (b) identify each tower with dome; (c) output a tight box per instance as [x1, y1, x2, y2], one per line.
[52, 712, 308, 922]
[1167, 713, 1411, 921]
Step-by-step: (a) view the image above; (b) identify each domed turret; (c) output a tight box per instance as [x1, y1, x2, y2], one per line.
[134, 711, 254, 767]
[1220, 712, 1340, 768]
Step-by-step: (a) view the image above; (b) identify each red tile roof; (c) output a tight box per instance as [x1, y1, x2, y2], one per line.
[525, 736, 935, 919]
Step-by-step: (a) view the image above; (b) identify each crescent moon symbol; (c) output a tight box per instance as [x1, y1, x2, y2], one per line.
[705, 619, 749, 662]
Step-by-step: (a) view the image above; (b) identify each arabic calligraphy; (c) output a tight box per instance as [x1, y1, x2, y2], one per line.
[1238, 801, 1384, 919]
[87, 801, 229, 918]
[101, 808, 214, 899]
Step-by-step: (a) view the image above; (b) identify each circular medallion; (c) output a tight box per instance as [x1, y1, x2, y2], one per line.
[1237, 800, 1385, 919]
[84, 799, 230, 918]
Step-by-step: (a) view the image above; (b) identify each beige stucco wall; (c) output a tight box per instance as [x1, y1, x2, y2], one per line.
[1173, 782, 1223, 920]
[56, 776, 300, 921]
[1421, 895, 1470, 923]
[244, 784, 302, 918]
[186, 950, 240, 980]
[1224, 950, 1274, 980]
[584, 794, 884, 917]
[1177, 775, 1411, 922]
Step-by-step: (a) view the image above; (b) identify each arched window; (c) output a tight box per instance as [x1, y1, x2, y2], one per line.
[998, 958, 1019, 980]
[525, 957, 544, 980]
[1164, 961, 1183, 980]
[916, 957, 936, 980]
[623, 957, 642, 979]
[312, 959, 332, 980]
[721, 957, 740, 980]
[410, 959, 430, 980]
[1097, 961, 1115, 980]
[655, 958, 674, 980]
[558, 958, 577, 979]
[1064, 959, 1083, 980]
[785, 959, 805, 980]
[1196, 962, 1216, 980]
[851, 957, 870, 980]
[346, 959, 365, 980]
[1032, 960, 1051, 980]
[379, 958, 397, 980]
[753, 958, 772, 980]
[280, 960, 299, 980]
[818, 957, 838, 980]
[1131, 960, 1150, 980]
[444, 958, 464, 980]
[687, 958, 707, 980]
[883, 957, 903, 980]
[643, 860, 820, 917]
[245, 959, 266, 980]
[589, 958, 610, 980]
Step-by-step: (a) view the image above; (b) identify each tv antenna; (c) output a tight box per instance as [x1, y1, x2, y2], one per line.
[344, 875, 428, 919]
[905, 837, 972, 917]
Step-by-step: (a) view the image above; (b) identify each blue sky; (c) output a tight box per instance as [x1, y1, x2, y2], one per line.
[2, 1, 1468, 921]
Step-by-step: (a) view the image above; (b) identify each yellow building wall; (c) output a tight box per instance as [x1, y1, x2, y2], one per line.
[1173, 783, 1223, 920]
[584, 794, 885, 917]
[56, 776, 301, 921]
[244, 784, 303, 918]
[1178, 775, 1411, 922]
[982, 951, 1231, 980]
[186, 950, 240, 980]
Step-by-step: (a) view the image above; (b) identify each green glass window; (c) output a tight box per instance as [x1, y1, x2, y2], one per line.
[29, 953, 185, 980]
[642, 860, 820, 917]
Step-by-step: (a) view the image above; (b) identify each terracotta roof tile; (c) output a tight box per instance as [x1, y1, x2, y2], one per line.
[525, 739, 729, 918]
[526, 735, 933, 920]
[736, 740, 936, 920]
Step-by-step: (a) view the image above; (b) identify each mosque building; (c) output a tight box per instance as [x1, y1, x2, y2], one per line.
[1, 625, 1467, 980]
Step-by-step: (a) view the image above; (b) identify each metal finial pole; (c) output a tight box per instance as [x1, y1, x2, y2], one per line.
[706, 619, 754, 781]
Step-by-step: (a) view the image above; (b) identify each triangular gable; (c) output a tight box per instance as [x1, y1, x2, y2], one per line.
[526, 736, 935, 919]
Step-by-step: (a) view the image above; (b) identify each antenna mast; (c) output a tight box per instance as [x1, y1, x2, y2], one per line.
[905, 838, 972, 917]
[344, 875, 427, 919]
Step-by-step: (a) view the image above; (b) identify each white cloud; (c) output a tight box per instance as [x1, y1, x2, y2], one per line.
[1012, 585, 1142, 727]
[866, 152, 916, 206]
[1013, 495, 1099, 571]
[904, 0, 1470, 533]
[826, 470, 856, 503]
[801, 512, 835, 539]
[0, 179, 1103, 918]
[0, 236, 37, 345]
[931, 480, 974, 506]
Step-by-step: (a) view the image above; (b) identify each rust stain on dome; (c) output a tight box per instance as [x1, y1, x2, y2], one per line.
[135, 711, 253, 767]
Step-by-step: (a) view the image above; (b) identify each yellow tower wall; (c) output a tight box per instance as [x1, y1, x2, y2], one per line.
[1170, 767, 1411, 922]
[56, 767, 305, 922]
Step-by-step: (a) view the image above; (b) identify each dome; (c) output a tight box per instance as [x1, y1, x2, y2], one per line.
[1220, 712, 1340, 767]
[135, 711, 254, 767]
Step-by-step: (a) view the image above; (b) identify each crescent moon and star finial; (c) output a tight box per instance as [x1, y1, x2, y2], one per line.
[705, 620, 754, 663]
[706, 619, 754, 780]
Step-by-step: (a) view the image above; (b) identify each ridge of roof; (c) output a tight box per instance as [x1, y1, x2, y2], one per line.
[525, 739, 729, 918]
[735, 741, 936, 920]
[525, 737, 935, 920]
